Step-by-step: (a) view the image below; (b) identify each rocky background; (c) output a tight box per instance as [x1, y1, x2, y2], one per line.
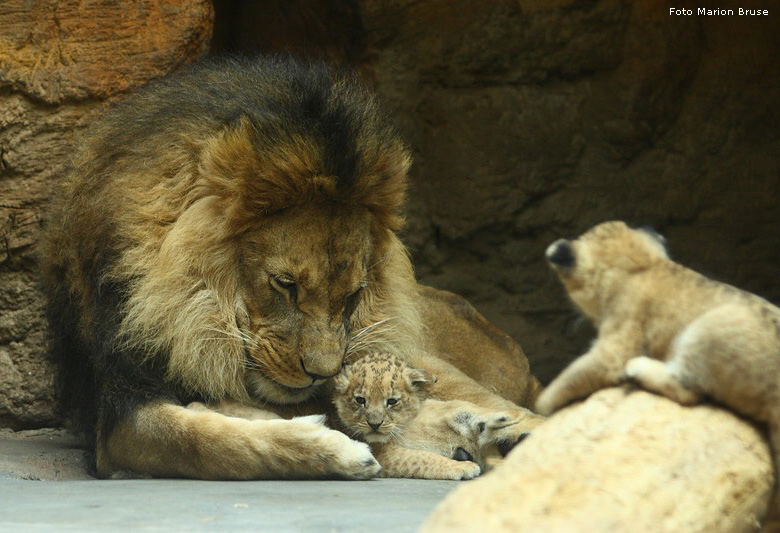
[0, 0, 214, 428]
[1, 0, 778, 428]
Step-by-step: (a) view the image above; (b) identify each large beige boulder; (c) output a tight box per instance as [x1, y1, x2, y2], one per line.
[423, 388, 772, 532]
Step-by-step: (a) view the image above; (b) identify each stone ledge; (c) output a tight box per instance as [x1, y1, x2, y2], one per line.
[423, 388, 772, 532]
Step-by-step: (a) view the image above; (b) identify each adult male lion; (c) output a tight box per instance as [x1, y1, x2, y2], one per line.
[41, 56, 541, 479]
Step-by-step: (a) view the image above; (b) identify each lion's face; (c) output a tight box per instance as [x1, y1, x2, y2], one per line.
[545, 221, 668, 320]
[236, 203, 379, 404]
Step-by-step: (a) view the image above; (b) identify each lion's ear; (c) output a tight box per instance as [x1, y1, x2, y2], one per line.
[351, 143, 410, 232]
[405, 367, 435, 394]
[198, 116, 309, 228]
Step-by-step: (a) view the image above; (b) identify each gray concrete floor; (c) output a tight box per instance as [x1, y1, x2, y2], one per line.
[0, 478, 459, 532]
[0, 429, 460, 532]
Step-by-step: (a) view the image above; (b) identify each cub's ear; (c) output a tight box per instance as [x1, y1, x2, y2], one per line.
[333, 366, 352, 393]
[405, 367, 435, 393]
[638, 225, 670, 258]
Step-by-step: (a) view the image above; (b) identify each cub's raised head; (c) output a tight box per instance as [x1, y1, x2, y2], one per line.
[333, 352, 434, 443]
[545, 221, 668, 320]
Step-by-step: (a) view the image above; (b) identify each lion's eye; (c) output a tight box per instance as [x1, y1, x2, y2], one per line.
[270, 276, 297, 301]
[354, 396, 366, 405]
[344, 284, 366, 319]
[386, 398, 398, 407]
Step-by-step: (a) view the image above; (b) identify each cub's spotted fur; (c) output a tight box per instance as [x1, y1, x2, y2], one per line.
[333, 352, 482, 480]
[537, 221, 780, 509]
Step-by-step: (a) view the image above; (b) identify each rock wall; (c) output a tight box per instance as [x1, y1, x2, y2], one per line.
[359, 1, 780, 383]
[0, 0, 213, 428]
[213, 0, 780, 383]
[1, 0, 778, 427]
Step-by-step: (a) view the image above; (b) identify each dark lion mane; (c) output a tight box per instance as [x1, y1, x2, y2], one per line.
[41, 56, 417, 445]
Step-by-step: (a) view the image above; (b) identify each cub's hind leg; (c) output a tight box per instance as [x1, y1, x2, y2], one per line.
[623, 356, 702, 406]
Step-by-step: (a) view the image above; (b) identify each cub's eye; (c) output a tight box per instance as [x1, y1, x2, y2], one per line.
[386, 398, 398, 407]
[270, 276, 297, 301]
[354, 396, 366, 405]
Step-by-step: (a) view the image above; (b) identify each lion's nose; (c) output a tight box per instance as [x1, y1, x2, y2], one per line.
[300, 358, 340, 381]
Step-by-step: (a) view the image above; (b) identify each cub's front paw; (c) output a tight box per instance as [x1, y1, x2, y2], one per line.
[535, 389, 559, 416]
[452, 461, 481, 481]
[622, 355, 656, 382]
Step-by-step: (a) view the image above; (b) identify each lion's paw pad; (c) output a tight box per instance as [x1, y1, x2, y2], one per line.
[497, 432, 531, 457]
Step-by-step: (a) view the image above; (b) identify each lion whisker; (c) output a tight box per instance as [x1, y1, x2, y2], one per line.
[350, 318, 395, 341]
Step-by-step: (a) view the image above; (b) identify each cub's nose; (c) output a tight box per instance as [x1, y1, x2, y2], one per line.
[546, 239, 575, 268]
[368, 420, 382, 431]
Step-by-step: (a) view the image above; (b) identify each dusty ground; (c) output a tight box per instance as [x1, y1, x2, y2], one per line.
[0, 428, 461, 531]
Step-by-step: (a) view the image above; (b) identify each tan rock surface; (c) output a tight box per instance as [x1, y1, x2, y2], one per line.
[423, 388, 772, 532]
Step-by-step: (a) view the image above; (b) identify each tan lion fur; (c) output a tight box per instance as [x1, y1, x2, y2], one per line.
[42, 57, 541, 480]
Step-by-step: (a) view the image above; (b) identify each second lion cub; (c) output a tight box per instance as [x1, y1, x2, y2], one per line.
[333, 352, 483, 480]
[536, 221, 780, 474]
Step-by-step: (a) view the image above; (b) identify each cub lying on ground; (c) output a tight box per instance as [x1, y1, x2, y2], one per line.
[536, 221, 780, 489]
[333, 352, 519, 480]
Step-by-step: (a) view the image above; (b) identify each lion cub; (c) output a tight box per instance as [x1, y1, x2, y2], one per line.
[536, 221, 780, 470]
[333, 352, 482, 480]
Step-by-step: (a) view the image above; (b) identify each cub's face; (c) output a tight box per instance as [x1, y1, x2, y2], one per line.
[333, 353, 432, 443]
[545, 221, 668, 320]
[236, 203, 380, 404]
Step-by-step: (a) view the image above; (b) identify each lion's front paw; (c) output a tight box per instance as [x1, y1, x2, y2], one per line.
[535, 389, 560, 416]
[474, 411, 517, 447]
[291, 413, 327, 426]
[473, 410, 543, 449]
[497, 432, 531, 457]
[320, 429, 382, 480]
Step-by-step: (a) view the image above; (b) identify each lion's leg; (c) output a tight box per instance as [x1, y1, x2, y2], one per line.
[396, 398, 537, 469]
[412, 355, 545, 431]
[96, 401, 380, 480]
[186, 399, 284, 420]
[374, 443, 481, 480]
[417, 285, 541, 408]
